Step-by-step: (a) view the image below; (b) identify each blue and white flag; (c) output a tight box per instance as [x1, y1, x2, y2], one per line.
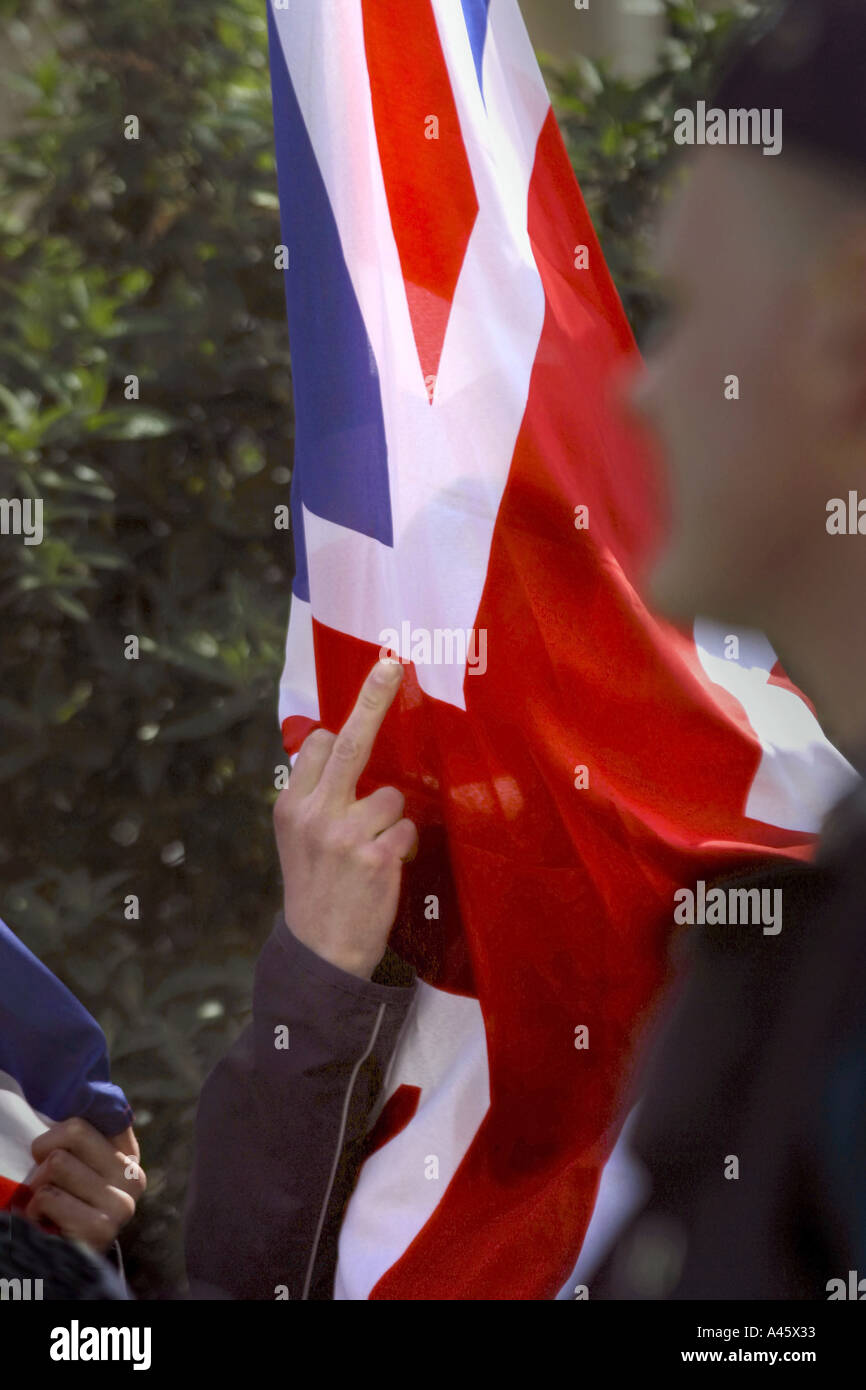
[0, 918, 132, 1208]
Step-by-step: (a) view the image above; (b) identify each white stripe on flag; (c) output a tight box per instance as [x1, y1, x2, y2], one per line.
[694, 619, 857, 833]
[333, 981, 489, 1300]
[0, 1068, 50, 1186]
[278, 595, 320, 733]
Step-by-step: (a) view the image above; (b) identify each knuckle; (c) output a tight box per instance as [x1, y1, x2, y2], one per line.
[389, 820, 417, 862]
[47, 1149, 70, 1177]
[360, 841, 390, 873]
[378, 785, 405, 813]
[285, 728, 326, 771]
[116, 1191, 137, 1222]
[299, 802, 327, 843]
[65, 1117, 88, 1144]
[333, 735, 360, 763]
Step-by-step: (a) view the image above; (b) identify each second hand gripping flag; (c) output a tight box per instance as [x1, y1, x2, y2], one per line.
[0, 918, 133, 1213]
[268, 0, 854, 1299]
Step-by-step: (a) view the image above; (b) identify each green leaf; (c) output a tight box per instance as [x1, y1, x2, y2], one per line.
[51, 591, 90, 621]
[84, 408, 180, 440]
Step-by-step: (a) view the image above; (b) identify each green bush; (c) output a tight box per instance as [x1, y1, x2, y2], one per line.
[0, 0, 762, 1295]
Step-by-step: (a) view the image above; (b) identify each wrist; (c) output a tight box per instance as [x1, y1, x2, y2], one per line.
[282, 915, 379, 980]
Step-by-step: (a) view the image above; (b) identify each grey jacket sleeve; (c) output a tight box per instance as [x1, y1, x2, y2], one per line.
[184, 914, 417, 1300]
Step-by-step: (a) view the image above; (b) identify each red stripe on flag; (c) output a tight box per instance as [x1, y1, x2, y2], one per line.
[363, 1084, 422, 1160]
[0, 1177, 33, 1212]
[362, 0, 479, 398]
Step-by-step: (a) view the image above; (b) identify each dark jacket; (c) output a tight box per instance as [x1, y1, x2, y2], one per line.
[184, 918, 416, 1300]
[592, 782, 866, 1299]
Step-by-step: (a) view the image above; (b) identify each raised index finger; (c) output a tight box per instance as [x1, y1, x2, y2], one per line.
[317, 658, 403, 805]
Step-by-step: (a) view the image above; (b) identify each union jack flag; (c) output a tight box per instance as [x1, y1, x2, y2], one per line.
[269, 0, 854, 1298]
[0, 918, 132, 1212]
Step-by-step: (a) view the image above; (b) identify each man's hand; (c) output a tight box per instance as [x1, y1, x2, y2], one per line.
[26, 1119, 145, 1253]
[275, 657, 418, 979]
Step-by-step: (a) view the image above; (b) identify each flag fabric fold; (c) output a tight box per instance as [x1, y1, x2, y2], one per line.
[268, 0, 855, 1299]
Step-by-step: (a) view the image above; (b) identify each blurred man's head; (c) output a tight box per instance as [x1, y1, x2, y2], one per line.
[628, 0, 866, 748]
[636, 145, 866, 633]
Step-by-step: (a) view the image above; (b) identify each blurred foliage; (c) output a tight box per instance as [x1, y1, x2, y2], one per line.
[0, 0, 765, 1296]
[542, 0, 763, 343]
[0, 0, 293, 1296]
